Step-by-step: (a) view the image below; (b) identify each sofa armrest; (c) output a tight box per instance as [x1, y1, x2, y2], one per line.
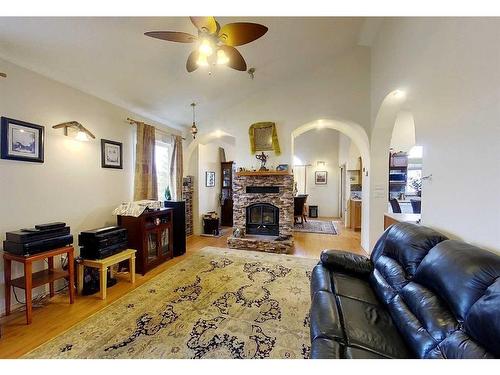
[320, 249, 373, 276]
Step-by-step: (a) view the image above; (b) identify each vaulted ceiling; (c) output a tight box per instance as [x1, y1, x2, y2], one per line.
[0, 17, 366, 129]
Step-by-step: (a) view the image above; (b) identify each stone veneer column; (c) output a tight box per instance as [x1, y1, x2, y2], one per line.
[227, 173, 294, 254]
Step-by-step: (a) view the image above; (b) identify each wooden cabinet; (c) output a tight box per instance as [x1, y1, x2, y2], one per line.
[220, 161, 234, 227]
[117, 208, 173, 275]
[349, 199, 362, 231]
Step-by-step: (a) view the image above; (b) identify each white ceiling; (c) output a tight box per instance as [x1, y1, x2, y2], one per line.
[0, 17, 365, 129]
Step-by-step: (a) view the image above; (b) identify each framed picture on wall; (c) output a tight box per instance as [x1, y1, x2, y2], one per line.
[0, 117, 44, 163]
[206, 171, 215, 187]
[101, 139, 123, 169]
[315, 171, 328, 185]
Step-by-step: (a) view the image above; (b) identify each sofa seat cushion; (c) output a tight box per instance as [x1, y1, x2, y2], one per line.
[385, 282, 460, 357]
[424, 331, 494, 359]
[310, 291, 343, 342]
[310, 337, 342, 359]
[345, 346, 389, 359]
[332, 273, 380, 305]
[337, 296, 413, 358]
[310, 264, 333, 298]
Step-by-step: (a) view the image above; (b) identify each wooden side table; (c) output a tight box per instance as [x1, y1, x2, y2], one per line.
[3, 246, 75, 325]
[77, 249, 136, 300]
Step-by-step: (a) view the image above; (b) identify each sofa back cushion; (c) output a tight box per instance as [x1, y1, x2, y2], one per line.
[414, 240, 500, 322]
[464, 278, 500, 357]
[370, 223, 499, 358]
[372, 222, 448, 278]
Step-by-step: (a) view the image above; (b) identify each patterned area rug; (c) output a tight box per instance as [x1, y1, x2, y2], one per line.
[293, 220, 338, 235]
[24, 247, 317, 359]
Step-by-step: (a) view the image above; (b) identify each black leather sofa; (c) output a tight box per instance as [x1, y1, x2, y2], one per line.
[309, 222, 500, 359]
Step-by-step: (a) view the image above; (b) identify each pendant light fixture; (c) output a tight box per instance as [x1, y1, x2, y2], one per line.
[190, 102, 198, 139]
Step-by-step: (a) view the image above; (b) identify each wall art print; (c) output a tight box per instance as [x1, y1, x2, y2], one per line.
[0, 117, 44, 163]
[101, 139, 123, 169]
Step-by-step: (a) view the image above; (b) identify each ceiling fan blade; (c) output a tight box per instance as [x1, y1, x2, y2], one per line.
[186, 50, 200, 73]
[218, 22, 268, 46]
[144, 31, 197, 43]
[190, 17, 217, 34]
[220, 45, 247, 71]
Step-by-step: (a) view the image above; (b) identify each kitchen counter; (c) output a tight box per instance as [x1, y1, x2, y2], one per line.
[384, 213, 421, 230]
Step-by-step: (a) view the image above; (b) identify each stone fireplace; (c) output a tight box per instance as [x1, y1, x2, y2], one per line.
[227, 172, 294, 254]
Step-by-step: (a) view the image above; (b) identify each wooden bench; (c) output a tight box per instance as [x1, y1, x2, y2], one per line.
[77, 249, 136, 300]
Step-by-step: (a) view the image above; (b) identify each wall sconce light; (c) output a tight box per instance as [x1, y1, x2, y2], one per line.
[53, 121, 95, 142]
[317, 161, 326, 167]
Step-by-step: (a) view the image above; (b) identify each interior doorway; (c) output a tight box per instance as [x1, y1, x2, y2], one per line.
[388, 111, 422, 216]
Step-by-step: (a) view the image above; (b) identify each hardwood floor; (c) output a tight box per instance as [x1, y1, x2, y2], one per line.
[0, 218, 362, 358]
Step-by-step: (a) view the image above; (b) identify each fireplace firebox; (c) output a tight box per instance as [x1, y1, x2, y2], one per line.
[246, 203, 279, 236]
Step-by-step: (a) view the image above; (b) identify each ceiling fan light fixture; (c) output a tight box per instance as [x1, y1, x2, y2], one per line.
[196, 54, 209, 67]
[216, 49, 230, 65]
[198, 39, 214, 56]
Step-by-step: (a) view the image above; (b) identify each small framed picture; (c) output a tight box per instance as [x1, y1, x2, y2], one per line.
[205, 171, 215, 187]
[101, 139, 123, 169]
[276, 164, 289, 172]
[315, 171, 328, 185]
[1, 117, 44, 163]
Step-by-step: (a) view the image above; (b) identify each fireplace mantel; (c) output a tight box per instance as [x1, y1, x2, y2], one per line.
[236, 171, 292, 177]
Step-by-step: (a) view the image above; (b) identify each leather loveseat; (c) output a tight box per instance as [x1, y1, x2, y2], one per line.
[309, 222, 500, 359]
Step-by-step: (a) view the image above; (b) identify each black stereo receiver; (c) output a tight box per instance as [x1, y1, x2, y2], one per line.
[3, 234, 74, 256]
[78, 226, 128, 260]
[3, 222, 73, 256]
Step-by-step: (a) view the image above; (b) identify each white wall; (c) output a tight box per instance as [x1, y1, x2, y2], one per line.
[390, 111, 416, 153]
[294, 128, 340, 217]
[0, 57, 178, 313]
[185, 47, 371, 171]
[370, 18, 500, 252]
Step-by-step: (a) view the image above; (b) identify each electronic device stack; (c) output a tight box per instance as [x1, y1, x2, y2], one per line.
[78, 226, 128, 259]
[3, 222, 73, 256]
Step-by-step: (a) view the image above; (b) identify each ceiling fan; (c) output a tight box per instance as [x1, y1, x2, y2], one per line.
[145, 17, 268, 73]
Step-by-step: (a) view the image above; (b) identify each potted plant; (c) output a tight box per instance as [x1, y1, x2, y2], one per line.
[410, 177, 422, 197]
[164, 186, 172, 201]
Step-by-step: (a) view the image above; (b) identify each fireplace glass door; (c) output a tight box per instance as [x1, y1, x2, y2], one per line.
[246, 203, 279, 236]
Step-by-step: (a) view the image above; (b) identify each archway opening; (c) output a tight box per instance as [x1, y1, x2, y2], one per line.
[291, 119, 371, 252]
[184, 130, 237, 235]
[388, 111, 422, 215]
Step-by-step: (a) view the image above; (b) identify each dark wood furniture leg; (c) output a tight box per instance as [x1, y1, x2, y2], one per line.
[3, 258, 11, 316]
[67, 249, 75, 304]
[24, 261, 33, 325]
[48, 256, 55, 297]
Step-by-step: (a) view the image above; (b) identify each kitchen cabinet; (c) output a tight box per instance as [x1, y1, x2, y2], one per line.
[349, 199, 362, 231]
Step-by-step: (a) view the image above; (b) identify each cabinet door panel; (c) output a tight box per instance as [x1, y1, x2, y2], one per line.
[146, 231, 159, 263]
[159, 227, 170, 257]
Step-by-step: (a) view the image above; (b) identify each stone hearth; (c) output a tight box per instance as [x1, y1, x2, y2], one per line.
[227, 172, 294, 254]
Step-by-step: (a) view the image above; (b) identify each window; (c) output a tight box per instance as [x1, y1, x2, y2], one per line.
[155, 138, 172, 200]
[406, 145, 423, 195]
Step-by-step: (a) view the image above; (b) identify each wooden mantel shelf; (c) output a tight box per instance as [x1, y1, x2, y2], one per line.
[236, 171, 292, 177]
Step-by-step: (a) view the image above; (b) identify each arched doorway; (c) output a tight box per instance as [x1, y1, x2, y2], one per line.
[291, 118, 371, 251]
[370, 90, 421, 249]
[184, 130, 237, 235]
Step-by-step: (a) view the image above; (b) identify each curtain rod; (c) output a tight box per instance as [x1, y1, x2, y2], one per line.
[127, 117, 186, 140]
